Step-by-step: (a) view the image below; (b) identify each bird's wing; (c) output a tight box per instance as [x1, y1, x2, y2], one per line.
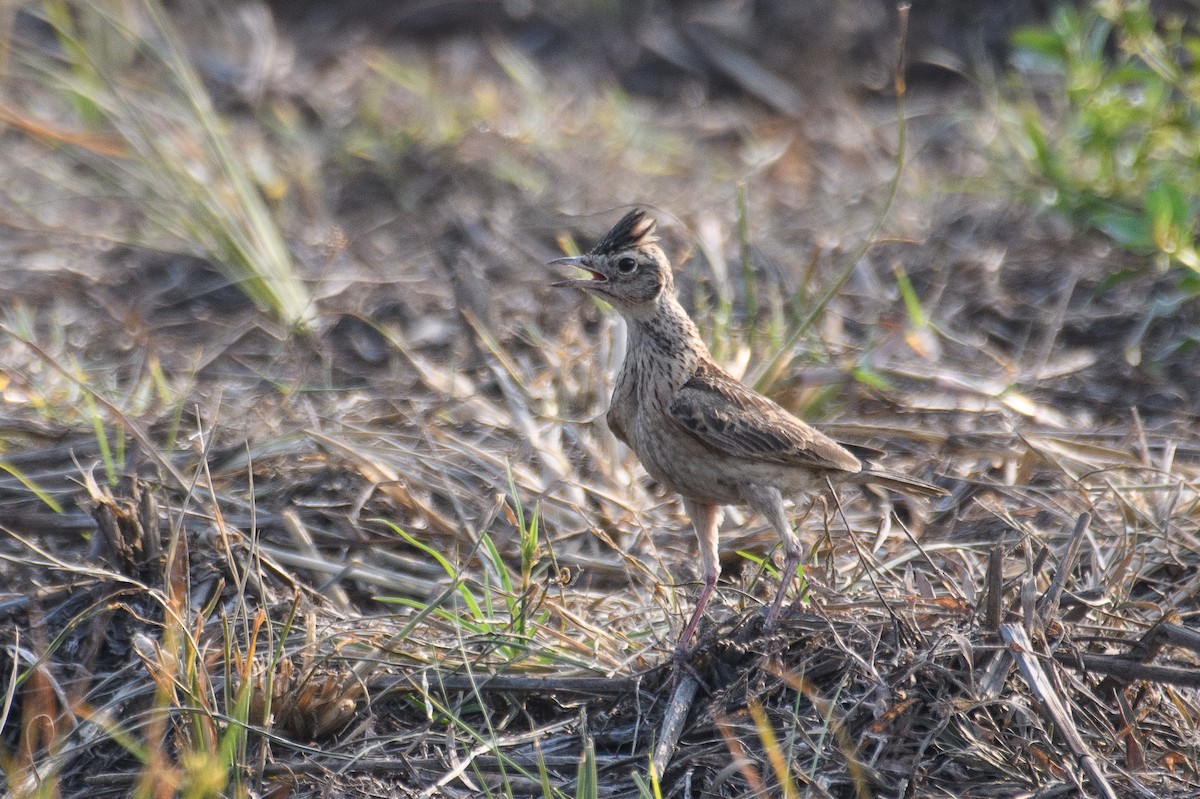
[668, 363, 862, 473]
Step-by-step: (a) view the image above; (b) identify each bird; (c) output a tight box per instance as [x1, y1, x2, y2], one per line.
[550, 209, 946, 659]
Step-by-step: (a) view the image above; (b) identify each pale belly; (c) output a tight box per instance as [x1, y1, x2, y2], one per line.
[625, 410, 824, 506]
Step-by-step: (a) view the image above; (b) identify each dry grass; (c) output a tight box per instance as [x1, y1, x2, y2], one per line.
[1, 1, 1199, 798]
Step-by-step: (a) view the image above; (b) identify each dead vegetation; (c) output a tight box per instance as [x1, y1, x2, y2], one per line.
[1, 1, 1199, 797]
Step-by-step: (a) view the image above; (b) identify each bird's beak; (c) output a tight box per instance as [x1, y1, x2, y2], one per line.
[549, 255, 608, 289]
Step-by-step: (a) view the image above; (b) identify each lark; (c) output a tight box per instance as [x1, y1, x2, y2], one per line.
[551, 209, 945, 657]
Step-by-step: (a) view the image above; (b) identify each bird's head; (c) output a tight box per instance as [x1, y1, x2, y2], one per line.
[550, 209, 674, 315]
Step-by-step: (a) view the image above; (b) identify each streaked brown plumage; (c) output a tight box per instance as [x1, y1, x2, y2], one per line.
[552, 209, 945, 656]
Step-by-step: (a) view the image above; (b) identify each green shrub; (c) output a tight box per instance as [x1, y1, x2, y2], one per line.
[1002, 0, 1200, 287]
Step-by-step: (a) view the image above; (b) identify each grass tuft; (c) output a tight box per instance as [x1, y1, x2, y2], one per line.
[997, 0, 1200, 286]
[4, 0, 314, 330]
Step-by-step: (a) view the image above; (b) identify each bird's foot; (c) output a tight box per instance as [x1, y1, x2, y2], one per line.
[763, 556, 803, 632]
[763, 592, 801, 633]
[763, 587, 793, 633]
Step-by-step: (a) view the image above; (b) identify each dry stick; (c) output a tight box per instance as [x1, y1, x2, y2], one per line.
[973, 545, 1008, 680]
[1126, 611, 1179, 661]
[1160, 621, 1200, 655]
[1057, 651, 1200, 689]
[371, 673, 638, 699]
[984, 545, 1004, 631]
[652, 674, 699, 779]
[999, 623, 1119, 799]
[1095, 608, 1185, 694]
[1039, 512, 1091, 621]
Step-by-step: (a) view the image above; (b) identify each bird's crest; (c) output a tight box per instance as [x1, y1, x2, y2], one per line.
[591, 209, 658, 256]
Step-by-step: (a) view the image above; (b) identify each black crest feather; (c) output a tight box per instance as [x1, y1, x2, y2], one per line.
[590, 209, 657, 256]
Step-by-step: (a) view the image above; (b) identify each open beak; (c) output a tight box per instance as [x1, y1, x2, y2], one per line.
[549, 255, 608, 289]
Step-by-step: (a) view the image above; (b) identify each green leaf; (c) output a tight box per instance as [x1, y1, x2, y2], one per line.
[892, 262, 928, 330]
[1147, 180, 1187, 250]
[1012, 26, 1068, 69]
[851, 366, 894, 392]
[0, 461, 64, 513]
[379, 520, 485, 621]
[575, 734, 598, 799]
[1091, 207, 1152, 249]
[1002, 0, 1200, 292]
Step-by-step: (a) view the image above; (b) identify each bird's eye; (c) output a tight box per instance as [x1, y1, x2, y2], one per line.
[617, 256, 638, 274]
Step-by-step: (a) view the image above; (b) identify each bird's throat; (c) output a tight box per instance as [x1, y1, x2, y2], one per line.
[626, 297, 710, 366]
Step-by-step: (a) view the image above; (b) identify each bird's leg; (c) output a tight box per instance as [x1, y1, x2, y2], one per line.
[676, 499, 721, 660]
[744, 485, 801, 628]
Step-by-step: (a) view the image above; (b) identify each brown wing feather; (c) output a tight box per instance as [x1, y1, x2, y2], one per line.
[668, 362, 862, 473]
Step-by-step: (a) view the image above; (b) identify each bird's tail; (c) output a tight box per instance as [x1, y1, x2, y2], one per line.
[850, 469, 948, 499]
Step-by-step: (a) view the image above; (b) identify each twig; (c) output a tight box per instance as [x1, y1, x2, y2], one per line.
[1159, 620, 1200, 656]
[652, 674, 698, 779]
[984, 545, 1004, 631]
[1061, 650, 1200, 689]
[371, 673, 641, 699]
[1102, 609, 1178, 692]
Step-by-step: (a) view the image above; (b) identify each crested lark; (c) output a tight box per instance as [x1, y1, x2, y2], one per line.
[552, 209, 945, 656]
